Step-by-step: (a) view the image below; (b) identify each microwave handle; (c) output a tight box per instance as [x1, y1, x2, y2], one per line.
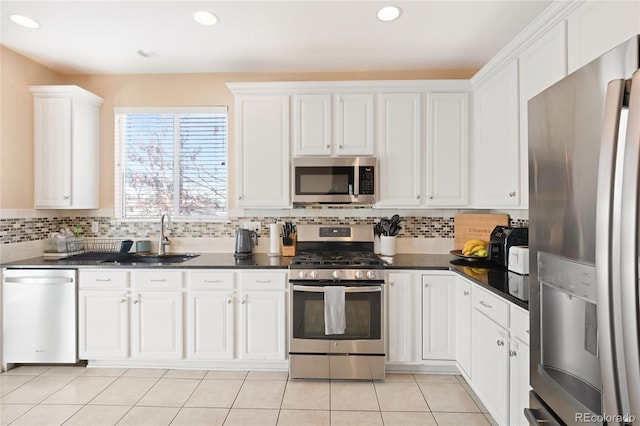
[293, 285, 382, 293]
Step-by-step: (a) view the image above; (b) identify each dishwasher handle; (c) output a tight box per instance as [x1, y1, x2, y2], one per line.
[4, 276, 75, 285]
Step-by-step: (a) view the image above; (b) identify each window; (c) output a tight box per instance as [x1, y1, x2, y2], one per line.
[115, 107, 227, 218]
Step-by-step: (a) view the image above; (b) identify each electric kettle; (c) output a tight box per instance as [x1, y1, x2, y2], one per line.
[234, 228, 258, 258]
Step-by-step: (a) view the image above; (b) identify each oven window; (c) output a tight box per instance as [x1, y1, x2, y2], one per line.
[292, 288, 381, 340]
[295, 167, 354, 195]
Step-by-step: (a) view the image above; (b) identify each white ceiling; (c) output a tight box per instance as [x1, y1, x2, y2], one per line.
[0, 0, 552, 75]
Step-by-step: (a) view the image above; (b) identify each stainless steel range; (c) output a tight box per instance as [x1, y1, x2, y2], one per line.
[288, 224, 385, 380]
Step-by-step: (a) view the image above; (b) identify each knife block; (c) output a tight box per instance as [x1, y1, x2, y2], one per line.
[282, 235, 296, 257]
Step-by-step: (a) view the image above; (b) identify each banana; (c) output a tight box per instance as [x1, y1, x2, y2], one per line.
[468, 244, 486, 255]
[462, 239, 486, 255]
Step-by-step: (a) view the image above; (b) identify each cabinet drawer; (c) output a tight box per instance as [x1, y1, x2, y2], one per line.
[238, 271, 287, 290]
[187, 271, 235, 290]
[510, 305, 530, 344]
[79, 270, 129, 289]
[472, 286, 509, 328]
[133, 270, 183, 289]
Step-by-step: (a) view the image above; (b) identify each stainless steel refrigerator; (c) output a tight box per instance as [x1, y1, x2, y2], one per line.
[528, 35, 640, 425]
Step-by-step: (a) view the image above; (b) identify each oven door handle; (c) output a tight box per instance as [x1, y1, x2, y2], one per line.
[292, 285, 382, 293]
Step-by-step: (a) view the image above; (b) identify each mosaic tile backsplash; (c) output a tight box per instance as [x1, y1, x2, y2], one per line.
[1, 215, 529, 245]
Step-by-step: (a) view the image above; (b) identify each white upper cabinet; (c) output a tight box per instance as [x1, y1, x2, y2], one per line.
[335, 93, 375, 156]
[425, 92, 469, 207]
[473, 60, 521, 208]
[518, 22, 568, 208]
[567, 0, 640, 74]
[292, 94, 332, 156]
[294, 92, 374, 157]
[233, 94, 290, 208]
[376, 93, 422, 207]
[30, 85, 103, 209]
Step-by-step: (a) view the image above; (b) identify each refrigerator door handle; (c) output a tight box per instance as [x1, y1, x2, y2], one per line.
[595, 78, 625, 423]
[620, 70, 640, 420]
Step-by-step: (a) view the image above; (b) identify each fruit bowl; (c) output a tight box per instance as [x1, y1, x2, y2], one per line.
[450, 249, 489, 260]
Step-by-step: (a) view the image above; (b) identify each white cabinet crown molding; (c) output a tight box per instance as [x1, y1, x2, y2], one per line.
[470, 0, 583, 89]
[227, 80, 471, 95]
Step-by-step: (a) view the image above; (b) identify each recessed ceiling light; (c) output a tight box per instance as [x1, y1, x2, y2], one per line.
[377, 6, 401, 22]
[194, 10, 219, 26]
[9, 14, 40, 29]
[137, 49, 159, 59]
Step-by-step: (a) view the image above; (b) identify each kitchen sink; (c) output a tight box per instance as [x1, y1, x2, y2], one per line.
[125, 253, 199, 264]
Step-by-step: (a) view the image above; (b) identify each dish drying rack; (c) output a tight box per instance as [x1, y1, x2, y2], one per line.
[64, 238, 131, 262]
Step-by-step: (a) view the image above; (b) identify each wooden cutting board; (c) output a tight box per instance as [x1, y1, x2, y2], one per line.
[454, 214, 510, 249]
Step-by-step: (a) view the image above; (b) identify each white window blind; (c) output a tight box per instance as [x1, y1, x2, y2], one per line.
[115, 107, 227, 218]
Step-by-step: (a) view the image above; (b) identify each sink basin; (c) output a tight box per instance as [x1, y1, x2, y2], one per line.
[127, 254, 199, 264]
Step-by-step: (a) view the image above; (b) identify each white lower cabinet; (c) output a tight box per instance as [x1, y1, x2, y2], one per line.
[509, 337, 530, 426]
[79, 269, 184, 360]
[386, 272, 419, 363]
[131, 290, 183, 360]
[454, 277, 471, 377]
[471, 304, 510, 426]
[237, 290, 286, 360]
[79, 290, 128, 359]
[421, 273, 455, 360]
[186, 270, 287, 362]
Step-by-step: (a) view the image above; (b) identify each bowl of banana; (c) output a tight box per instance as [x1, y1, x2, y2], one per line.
[450, 239, 489, 260]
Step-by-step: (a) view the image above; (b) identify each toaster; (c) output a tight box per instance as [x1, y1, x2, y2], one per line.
[508, 246, 530, 275]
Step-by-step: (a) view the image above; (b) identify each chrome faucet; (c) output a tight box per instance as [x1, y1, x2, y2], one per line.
[158, 213, 173, 255]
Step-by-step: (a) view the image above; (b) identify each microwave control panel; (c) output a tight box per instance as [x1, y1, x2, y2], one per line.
[359, 166, 375, 194]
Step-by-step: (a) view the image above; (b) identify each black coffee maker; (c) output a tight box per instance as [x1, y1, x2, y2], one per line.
[488, 226, 528, 267]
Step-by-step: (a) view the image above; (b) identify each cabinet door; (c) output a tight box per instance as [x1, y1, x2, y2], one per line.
[33, 97, 72, 208]
[335, 94, 374, 156]
[237, 291, 286, 360]
[471, 309, 510, 426]
[293, 94, 332, 156]
[236, 95, 290, 207]
[455, 278, 471, 377]
[186, 291, 235, 360]
[567, 0, 640, 73]
[386, 272, 417, 363]
[422, 274, 455, 360]
[376, 93, 422, 207]
[425, 92, 469, 207]
[509, 338, 530, 426]
[79, 291, 128, 359]
[131, 291, 183, 359]
[519, 23, 567, 208]
[474, 60, 521, 207]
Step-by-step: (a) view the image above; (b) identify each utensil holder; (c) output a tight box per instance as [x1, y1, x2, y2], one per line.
[282, 234, 296, 257]
[380, 235, 397, 256]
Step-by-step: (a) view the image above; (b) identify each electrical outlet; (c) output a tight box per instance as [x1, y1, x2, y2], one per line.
[243, 221, 261, 234]
[91, 221, 99, 233]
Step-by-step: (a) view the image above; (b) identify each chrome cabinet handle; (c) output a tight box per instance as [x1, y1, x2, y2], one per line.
[509, 349, 517, 357]
[120, 298, 127, 303]
[416, 194, 421, 199]
[479, 300, 492, 309]
[463, 291, 469, 296]
[96, 278, 112, 282]
[390, 282, 395, 286]
[424, 283, 429, 288]
[256, 280, 272, 283]
[509, 191, 516, 197]
[338, 145, 343, 149]
[497, 340, 504, 346]
[204, 279, 221, 283]
[326, 144, 330, 148]
[63, 195, 70, 200]
[227, 299, 232, 304]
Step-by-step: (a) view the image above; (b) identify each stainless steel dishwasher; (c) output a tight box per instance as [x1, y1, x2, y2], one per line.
[2, 268, 78, 365]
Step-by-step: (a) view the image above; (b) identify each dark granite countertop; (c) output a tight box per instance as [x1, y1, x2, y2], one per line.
[2, 252, 528, 310]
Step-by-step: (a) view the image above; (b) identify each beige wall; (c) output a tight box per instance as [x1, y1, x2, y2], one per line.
[1, 46, 476, 211]
[0, 46, 64, 209]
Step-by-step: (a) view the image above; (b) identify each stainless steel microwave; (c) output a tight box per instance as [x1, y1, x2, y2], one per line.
[292, 157, 376, 204]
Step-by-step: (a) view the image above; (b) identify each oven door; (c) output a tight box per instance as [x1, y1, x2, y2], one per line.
[289, 283, 384, 354]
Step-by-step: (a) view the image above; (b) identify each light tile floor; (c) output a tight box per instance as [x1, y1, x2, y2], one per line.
[0, 366, 496, 426]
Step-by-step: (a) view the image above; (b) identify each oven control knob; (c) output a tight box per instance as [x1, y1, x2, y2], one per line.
[332, 270, 340, 280]
[297, 271, 306, 279]
[355, 271, 364, 279]
[366, 271, 377, 280]
[309, 271, 318, 279]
